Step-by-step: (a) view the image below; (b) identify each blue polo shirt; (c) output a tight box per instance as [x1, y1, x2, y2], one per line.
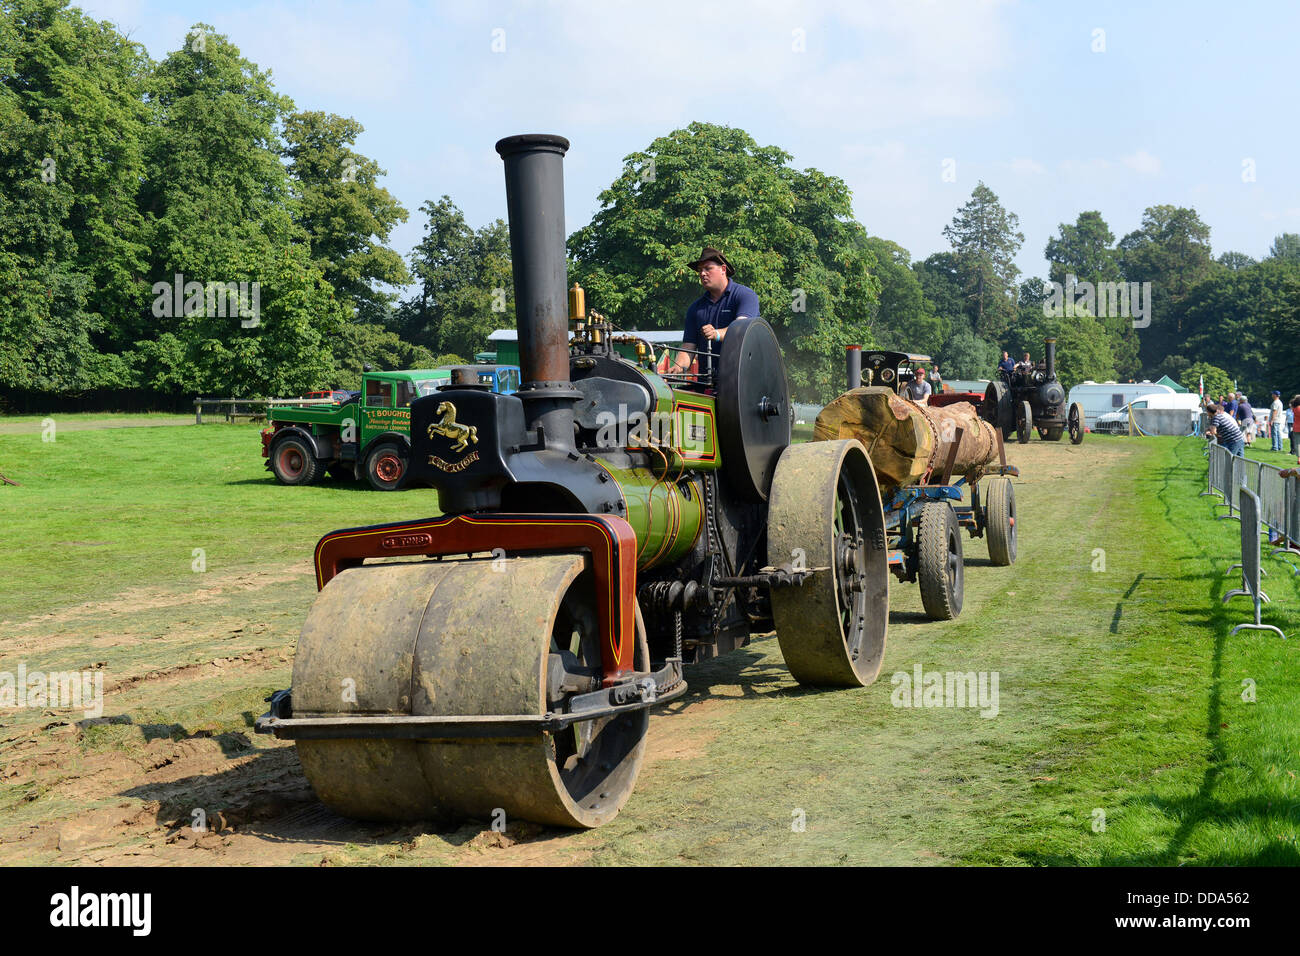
[684, 280, 760, 362]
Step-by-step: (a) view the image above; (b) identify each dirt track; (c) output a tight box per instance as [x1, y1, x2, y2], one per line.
[0, 436, 1128, 866]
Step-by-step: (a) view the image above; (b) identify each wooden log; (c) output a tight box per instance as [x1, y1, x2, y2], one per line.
[814, 386, 1000, 489]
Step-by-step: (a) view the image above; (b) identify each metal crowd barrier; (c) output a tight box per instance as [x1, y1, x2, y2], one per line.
[1203, 442, 1290, 638]
[1223, 489, 1286, 639]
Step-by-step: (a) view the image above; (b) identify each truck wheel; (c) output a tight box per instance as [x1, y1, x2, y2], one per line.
[917, 500, 963, 620]
[271, 435, 322, 486]
[985, 477, 1016, 566]
[365, 442, 408, 491]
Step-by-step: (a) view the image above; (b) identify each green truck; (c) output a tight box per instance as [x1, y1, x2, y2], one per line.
[261, 366, 520, 490]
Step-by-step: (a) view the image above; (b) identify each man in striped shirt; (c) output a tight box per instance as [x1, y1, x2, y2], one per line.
[1205, 402, 1244, 456]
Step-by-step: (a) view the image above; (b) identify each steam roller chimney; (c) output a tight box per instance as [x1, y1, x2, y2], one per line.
[846, 345, 862, 390]
[495, 133, 580, 450]
[1044, 337, 1057, 380]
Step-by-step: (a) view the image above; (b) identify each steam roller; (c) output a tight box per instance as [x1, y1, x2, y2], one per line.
[256, 133, 890, 828]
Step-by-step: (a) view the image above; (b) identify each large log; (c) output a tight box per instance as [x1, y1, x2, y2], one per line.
[813, 386, 999, 489]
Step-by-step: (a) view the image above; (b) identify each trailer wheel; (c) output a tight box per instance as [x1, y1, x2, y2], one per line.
[1068, 403, 1084, 444]
[985, 477, 1017, 566]
[271, 435, 322, 486]
[365, 442, 408, 491]
[917, 501, 963, 620]
[1016, 402, 1033, 444]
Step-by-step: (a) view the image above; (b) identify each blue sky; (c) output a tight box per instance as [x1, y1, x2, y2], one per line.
[75, 0, 1300, 282]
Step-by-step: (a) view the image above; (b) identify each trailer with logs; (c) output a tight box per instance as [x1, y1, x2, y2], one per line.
[814, 348, 1019, 620]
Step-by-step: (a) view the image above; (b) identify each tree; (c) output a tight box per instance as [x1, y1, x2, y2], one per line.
[859, 236, 947, 357]
[329, 323, 440, 389]
[1005, 278, 1115, 390]
[282, 110, 410, 324]
[1179, 259, 1300, 399]
[913, 252, 965, 327]
[1181, 362, 1232, 401]
[130, 24, 343, 394]
[1117, 205, 1214, 367]
[941, 182, 1023, 340]
[395, 196, 512, 359]
[1217, 250, 1257, 271]
[568, 123, 881, 400]
[1267, 233, 1300, 263]
[1044, 211, 1120, 287]
[1265, 273, 1300, 401]
[940, 325, 1000, 380]
[0, 0, 150, 388]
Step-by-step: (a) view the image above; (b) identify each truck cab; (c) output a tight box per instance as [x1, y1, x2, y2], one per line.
[261, 366, 519, 490]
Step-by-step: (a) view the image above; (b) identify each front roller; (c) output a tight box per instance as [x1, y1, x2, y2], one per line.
[768, 439, 889, 686]
[284, 555, 652, 829]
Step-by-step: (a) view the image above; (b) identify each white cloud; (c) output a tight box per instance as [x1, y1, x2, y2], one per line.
[1009, 157, 1046, 175]
[466, 0, 1014, 131]
[1121, 149, 1162, 175]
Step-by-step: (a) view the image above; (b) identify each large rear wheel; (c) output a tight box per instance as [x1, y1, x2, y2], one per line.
[1017, 401, 1033, 444]
[768, 439, 889, 687]
[292, 556, 648, 828]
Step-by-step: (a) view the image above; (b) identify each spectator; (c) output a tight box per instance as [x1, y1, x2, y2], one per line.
[929, 364, 943, 392]
[998, 351, 1014, 383]
[1290, 396, 1300, 459]
[1223, 393, 1238, 418]
[1236, 393, 1254, 446]
[1205, 402, 1244, 457]
[1270, 390, 1285, 452]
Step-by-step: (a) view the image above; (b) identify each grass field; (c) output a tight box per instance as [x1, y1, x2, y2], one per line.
[1, 416, 1297, 865]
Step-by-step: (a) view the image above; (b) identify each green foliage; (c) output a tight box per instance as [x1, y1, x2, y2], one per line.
[0, 7, 426, 399]
[1217, 250, 1257, 271]
[941, 182, 1023, 340]
[1267, 233, 1300, 263]
[329, 322, 439, 389]
[282, 110, 410, 324]
[1177, 258, 1300, 399]
[1044, 211, 1121, 287]
[1181, 361, 1232, 400]
[1118, 205, 1214, 368]
[860, 236, 948, 357]
[395, 196, 512, 360]
[1262, 272, 1300, 401]
[568, 123, 881, 401]
[0, 0, 151, 387]
[1005, 291, 1115, 391]
[940, 325, 1000, 380]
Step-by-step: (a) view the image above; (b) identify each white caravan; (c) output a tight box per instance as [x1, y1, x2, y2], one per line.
[1067, 381, 1177, 428]
[1093, 392, 1204, 434]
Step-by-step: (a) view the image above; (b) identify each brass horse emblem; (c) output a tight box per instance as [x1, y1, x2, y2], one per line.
[427, 402, 478, 452]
